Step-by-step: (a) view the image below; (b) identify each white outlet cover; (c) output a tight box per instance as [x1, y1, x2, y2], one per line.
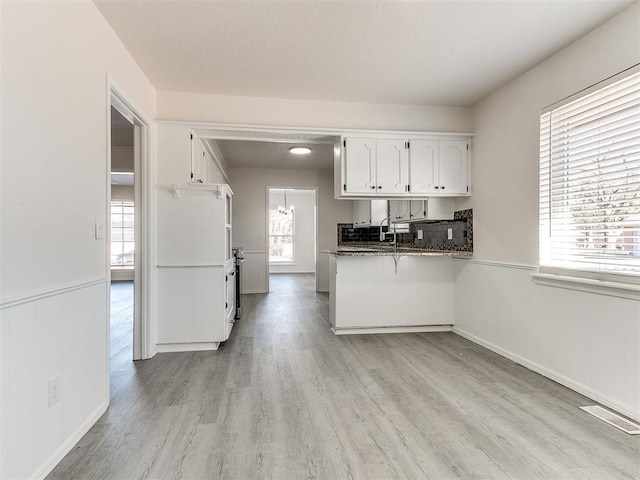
[447, 228, 453, 240]
[417, 230, 424, 240]
[48, 376, 60, 407]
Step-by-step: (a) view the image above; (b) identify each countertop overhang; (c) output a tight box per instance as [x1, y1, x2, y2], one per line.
[330, 247, 472, 258]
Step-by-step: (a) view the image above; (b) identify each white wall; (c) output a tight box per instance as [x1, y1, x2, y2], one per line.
[1, 1, 156, 478]
[455, 2, 640, 420]
[269, 189, 316, 274]
[157, 91, 472, 133]
[230, 168, 353, 293]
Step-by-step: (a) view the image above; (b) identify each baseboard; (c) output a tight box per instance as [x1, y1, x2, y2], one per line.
[332, 325, 453, 335]
[156, 342, 219, 353]
[452, 327, 640, 423]
[30, 400, 108, 480]
[241, 289, 268, 294]
[316, 288, 329, 293]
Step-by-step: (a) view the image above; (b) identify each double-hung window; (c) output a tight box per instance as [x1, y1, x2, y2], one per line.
[539, 66, 640, 281]
[269, 208, 295, 263]
[111, 200, 134, 269]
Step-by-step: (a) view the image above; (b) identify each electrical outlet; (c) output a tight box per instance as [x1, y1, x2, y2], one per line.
[417, 230, 424, 240]
[447, 228, 453, 240]
[48, 376, 60, 407]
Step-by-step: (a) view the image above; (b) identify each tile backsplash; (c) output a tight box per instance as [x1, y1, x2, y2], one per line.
[338, 209, 473, 252]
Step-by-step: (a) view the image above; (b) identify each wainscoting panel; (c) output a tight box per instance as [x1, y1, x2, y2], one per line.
[1, 279, 108, 480]
[454, 259, 640, 422]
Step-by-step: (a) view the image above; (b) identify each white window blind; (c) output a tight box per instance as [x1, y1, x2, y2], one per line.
[540, 67, 640, 279]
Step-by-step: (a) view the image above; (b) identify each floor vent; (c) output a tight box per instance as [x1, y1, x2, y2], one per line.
[580, 406, 640, 435]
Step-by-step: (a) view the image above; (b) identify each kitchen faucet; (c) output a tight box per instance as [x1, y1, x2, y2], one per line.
[379, 217, 398, 252]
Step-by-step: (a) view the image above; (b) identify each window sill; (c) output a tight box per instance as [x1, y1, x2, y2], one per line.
[531, 273, 640, 301]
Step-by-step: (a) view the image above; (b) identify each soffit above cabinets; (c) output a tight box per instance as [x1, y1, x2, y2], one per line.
[95, 0, 634, 106]
[215, 140, 335, 170]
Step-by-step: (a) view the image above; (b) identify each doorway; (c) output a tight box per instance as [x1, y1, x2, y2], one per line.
[109, 89, 149, 363]
[267, 187, 318, 292]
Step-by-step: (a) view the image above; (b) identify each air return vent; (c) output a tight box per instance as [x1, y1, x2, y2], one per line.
[579, 406, 640, 435]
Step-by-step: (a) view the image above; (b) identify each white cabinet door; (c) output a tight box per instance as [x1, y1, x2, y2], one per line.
[439, 141, 469, 195]
[191, 139, 207, 184]
[389, 200, 410, 222]
[225, 267, 236, 340]
[409, 200, 426, 221]
[353, 199, 388, 227]
[344, 138, 377, 194]
[408, 140, 439, 194]
[376, 139, 409, 194]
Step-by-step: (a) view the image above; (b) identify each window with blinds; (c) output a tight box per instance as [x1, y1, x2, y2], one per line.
[539, 66, 640, 280]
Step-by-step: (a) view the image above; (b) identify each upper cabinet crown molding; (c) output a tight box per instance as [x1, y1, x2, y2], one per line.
[336, 134, 471, 199]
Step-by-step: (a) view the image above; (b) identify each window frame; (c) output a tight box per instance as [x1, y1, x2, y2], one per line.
[110, 199, 135, 270]
[268, 207, 296, 265]
[538, 64, 640, 288]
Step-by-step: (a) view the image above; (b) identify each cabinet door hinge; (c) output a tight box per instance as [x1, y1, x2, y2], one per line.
[343, 183, 346, 191]
[407, 184, 411, 192]
[466, 143, 469, 150]
[343, 139, 346, 148]
[190, 133, 193, 140]
[225, 275, 228, 282]
[225, 302, 228, 309]
[190, 172, 194, 180]
[466, 185, 469, 192]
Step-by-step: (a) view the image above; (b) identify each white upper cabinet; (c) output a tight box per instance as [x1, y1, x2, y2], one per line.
[438, 140, 469, 195]
[339, 135, 470, 198]
[389, 199, 410, 222]
[389, 197, 454, 222]
[353, 199, 388, 227]
[343, 138, 409, 195]
[376, 139, 409, 194]
[344, 138, 377, 194]
[408, 140, 439, 194]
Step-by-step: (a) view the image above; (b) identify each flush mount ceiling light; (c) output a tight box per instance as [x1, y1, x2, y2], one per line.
[289, 146, 311, 155]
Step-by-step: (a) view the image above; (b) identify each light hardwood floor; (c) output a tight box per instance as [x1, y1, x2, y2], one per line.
[46, 275, 640, 480]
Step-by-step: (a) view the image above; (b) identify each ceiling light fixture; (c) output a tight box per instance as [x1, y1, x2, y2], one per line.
[289, 146, 311, 155]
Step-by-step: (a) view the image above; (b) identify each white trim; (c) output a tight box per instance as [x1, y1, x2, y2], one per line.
[241, 289, 268, 294]
[170, 183, 230, 199]
[332, 325, 453, 335]
[158, 119, 474, 138]
[542, 62, 640, 113]
[156, 342, 220, 353]
[531, 273, 640, 301]
[108, 78, 155, 361]
[29, 401, 108, 480]
[157, 264, 225, 269]
[452, 327, 640, 423]
[0, 277, 108, 309]
[453, 258, 536, 271]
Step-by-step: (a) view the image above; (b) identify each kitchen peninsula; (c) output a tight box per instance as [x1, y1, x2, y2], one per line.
[329, 248, 470, 334]
[329, 210, 473, 334]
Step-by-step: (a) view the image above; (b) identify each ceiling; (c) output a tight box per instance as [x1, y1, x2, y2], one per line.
[215, 139, 335, 170]
[95, 0, 633, 107]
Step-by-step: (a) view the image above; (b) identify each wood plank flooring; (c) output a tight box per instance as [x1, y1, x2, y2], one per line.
[47, 274, 640, 479]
